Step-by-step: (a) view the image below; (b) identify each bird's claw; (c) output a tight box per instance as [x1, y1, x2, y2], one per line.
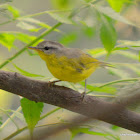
[48, 80, 61, 87]
[81, 92, 86, 101]
[48, 81, 55, 87]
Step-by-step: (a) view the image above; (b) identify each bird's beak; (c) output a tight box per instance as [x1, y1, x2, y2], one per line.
[28, 47, 41, 50]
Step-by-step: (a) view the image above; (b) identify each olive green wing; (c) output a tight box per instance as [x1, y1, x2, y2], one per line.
[66, 49, 99, 72]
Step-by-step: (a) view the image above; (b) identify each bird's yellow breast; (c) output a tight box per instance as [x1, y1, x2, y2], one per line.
[38, 51, 100, 83]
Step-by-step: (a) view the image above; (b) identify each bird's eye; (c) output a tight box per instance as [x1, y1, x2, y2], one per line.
[44, 46, 49, 50]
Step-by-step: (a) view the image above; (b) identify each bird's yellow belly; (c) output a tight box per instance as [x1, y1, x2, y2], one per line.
[42, 54, 99, 83]
[46, 62, 97, 83]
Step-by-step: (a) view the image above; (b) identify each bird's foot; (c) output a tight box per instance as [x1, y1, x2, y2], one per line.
[48, 80, 61, 87]
[81, 92, 86, 101]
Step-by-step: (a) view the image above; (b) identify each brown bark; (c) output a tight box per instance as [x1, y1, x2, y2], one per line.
[0, 70, 140, 132]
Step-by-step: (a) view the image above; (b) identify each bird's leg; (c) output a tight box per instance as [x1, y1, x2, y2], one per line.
[81, 79, 87, 100]
[48, 80, 61, 87]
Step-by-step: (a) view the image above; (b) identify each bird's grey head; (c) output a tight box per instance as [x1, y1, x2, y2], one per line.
[36, 40, 65, 55]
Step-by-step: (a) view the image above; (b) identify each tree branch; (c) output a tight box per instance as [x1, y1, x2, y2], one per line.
[0, 70, 140, 132]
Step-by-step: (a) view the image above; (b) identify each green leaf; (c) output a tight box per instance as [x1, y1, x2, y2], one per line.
[116, 40, 140, 50]
[38, 22, 60, 32]
[70, 127, 117, 140]
[0, 33, 16, 50]
[29, 28, 42, 32]
[16, 21, 38, 31]
[82, 26, 96, 38]
[7, 5, 20, 18]
[87, 48, 106, 58]
[59, 32, 77, 46]
[113, 47, 129, 51]
[51, 0, 74, 10]
[107, 0, 128, 12]
[94, 5, 134, 26]
[13, 63, 44, 78]
[20, 17, 42, 24]
[0, 32, 41, 50]
[20, 17, 60, 32]
[15, 33, 36, 44]
[80, 82, 116, 94]
[14, 32, 43, 46]
[0, 116, 2, 125]
[21, 98, 44, 133]
[87, 85, 117, 94]
[111, 125, 120, 131]
[48, 12, 74, 24]
[100, 16, 117, 53]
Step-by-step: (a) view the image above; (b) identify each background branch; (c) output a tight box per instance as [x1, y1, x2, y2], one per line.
[0, 70, 140, 133]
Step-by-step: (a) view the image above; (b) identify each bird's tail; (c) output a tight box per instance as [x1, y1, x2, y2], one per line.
[99, 61, 115, 68]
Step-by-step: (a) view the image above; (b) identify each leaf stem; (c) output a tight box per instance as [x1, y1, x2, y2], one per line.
[0, 9, 71, 26]
[99, 78, 139, 88]
[30, 130, 34, 140]
[0, 106, 21, 130]
[3, 107, 61, 140]
[40, 107, 61, 120]
[19, 9, 72, 19]
[86, 78, 139, 95]
[3, 127, 27, 140]
[0, 22, 62, 69]
[0, 108, 20, 130]
[0, 0, 93, 69]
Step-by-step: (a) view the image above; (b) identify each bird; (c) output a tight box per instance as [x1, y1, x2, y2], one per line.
[29, 40, 110, 99]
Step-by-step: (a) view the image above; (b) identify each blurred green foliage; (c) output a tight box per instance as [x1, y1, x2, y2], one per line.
[21, 98, 44, 136]
[0, 0, 140, 139]
[0, 116, 2, 125]
[100, 16, 117, 53]
[51, 0, 75, 10]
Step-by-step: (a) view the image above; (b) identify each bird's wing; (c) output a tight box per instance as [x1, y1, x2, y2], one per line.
[65, 49, 99, 72]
